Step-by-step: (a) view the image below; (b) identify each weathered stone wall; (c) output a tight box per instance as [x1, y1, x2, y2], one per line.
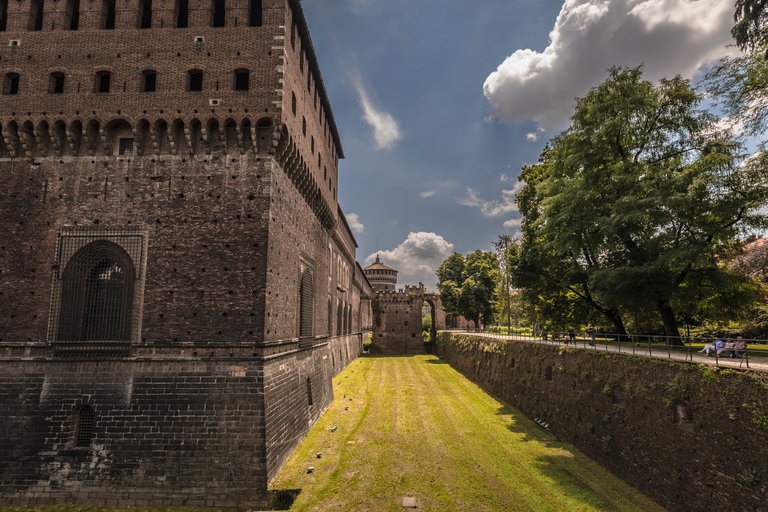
[373, 286, 439, 355]
[0, 357, 269, 508]
[436, 332, 768, 512]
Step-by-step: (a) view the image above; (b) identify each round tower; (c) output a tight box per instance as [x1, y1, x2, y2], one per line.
[363, 254, 398, 291]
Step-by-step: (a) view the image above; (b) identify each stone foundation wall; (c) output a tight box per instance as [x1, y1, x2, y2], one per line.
[436, 332, 768, 512]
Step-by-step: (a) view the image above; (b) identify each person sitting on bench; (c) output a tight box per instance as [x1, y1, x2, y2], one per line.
[699, 338, 723, 356]
[732, 337, 747, 358]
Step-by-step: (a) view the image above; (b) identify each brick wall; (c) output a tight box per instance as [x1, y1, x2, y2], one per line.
[436, 332, 768, 512]
[0, 358, 268, 508]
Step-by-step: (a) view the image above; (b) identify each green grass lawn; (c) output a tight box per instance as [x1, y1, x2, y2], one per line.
[269, 355, 666, 512]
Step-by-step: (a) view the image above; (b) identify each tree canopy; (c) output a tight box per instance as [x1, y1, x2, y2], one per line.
[514, 66, 768, 339]
[437, 251, 499, 328]
[732, 0, 768, 53]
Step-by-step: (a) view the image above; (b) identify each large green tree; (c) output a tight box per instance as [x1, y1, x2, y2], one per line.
[513, 162, 629, 334]
[520, 66, 768, 340]
[437, 251, 499, 328]
[436, 252, 465, 318]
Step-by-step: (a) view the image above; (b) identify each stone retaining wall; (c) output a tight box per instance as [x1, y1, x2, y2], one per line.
[436, 332, 768, 512]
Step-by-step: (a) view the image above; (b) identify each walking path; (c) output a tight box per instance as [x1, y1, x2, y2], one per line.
[452, 331, 768, 372]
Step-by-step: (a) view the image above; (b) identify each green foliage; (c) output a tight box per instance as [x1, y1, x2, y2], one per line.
[515, 65, 768, 338]
[731, 0, 768, 52]
[437, 250, 499, 327]
[705, 44, 768, 140]
[740, 467, 760, 486]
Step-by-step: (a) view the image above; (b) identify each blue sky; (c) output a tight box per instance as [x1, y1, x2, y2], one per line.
[301, 0, 736, 289]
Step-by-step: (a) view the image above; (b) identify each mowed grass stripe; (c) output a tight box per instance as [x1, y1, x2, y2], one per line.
[270, 356, 666, 512]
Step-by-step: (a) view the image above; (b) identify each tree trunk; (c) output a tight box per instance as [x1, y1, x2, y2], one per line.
[604, 309, 627, 336]
[658, 300, 682, 343]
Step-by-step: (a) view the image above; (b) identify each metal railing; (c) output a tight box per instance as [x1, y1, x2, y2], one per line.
[444, 328, 762, 369]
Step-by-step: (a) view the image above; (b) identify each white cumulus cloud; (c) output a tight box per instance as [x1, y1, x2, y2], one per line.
[484, 0, 734, 130]
[503, 217, 523, 230]
[346, 213, 365, 234]
[366, 232, 455, 289]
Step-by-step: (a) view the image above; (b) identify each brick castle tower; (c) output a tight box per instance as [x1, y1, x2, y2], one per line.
[0, 0, 371, 507]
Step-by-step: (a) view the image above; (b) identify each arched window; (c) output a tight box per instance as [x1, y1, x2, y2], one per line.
[212, 0, 225, 27]
[188, 69, 203, 91]
[248, 0, 261, 26]
[50, 72, 65, 94]
[102, 0, 116, 29]
[299, 259, 315, 339]
[336, 301, 342, 336]
[66, 0, 80, 30]
[234, 69, 249, 91]
[75, 405, 95, 447]
[57, 241, 135, 342]
[327, 297, 333, 335]
[174, 0, 188, 27]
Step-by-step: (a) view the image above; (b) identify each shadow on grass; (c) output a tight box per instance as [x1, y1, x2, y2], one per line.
[494, 404, 652, 510]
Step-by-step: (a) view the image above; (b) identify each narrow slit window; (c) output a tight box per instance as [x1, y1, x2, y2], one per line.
[291, 93, 296, 115]
[139, 0, 152, 28]
[175, 0, 188, 27]
[248, 0, 261, 26]
[76, 405, 95, 447]
[29, 0, 44, 31]
[212, 0, 225, 27]
[0, 0, 7, 32]
[306, 377, 313, 406]
[102, 0, 116, 29]
[66, 0, 80, 30]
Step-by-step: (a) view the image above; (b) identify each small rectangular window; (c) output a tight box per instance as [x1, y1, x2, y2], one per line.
[189, 70, 203, 91]
[52, 73, 64, 94]
[143, 71, 156, 92]
[98, 72, 110, 93]
[119, 138, 134, 156]
[7, 74, 19, 94]
[234, 70, 249, 91]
